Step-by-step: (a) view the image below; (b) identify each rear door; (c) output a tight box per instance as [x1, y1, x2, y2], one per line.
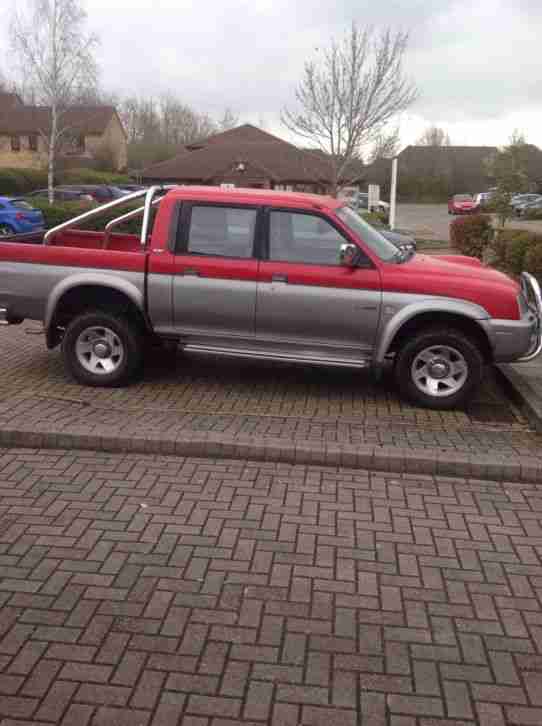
[256, 208, 382, 360]
[172, 201, 260, 338]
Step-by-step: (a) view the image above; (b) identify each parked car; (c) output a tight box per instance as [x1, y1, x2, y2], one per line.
[117, 184, 147, 193]
[0, 197, 45, 236]
[511, 193, 540, 206]
[28, 188, 94, 203]
[448, 194, 479, 215]
[380, 229, 417, 253]
[514, 195, 542, 216]
[351, 193, 389, 215]
[0, 187, 540, 410]
[58, 185, 129, 203]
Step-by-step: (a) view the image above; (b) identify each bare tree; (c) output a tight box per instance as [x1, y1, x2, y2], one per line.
[416, 125, 451, 146]
[367, 126, 401, 163]
[10, 0, 99, 202]
[282, 23, 417, 194]
[218, 108, 239, 131]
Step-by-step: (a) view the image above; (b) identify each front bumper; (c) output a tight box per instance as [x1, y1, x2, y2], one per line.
[489, 273, 542, 362]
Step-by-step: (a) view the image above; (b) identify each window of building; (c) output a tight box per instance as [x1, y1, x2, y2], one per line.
[28, 134, 38, 152]
[185, 205, 257, 259]
[11, 136, 21, 152]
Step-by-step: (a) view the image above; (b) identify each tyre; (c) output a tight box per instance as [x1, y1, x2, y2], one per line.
[0, 223, 15, 237]
[394, 328, 484, 409]
[62, 310, 143, 387]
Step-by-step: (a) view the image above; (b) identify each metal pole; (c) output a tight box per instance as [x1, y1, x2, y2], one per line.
[389, 157, 398, 231]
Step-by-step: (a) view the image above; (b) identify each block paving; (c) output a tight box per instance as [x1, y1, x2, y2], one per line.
[1, 324, 541, 460]
[1, 448, 542, 725]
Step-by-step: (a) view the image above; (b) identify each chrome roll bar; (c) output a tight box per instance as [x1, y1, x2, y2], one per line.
[43, 185, 177, 246]
[518, 272, 542, 362]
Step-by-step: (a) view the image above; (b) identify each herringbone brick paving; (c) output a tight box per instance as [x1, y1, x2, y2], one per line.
[1, 449, 542, 725]
[1, 324, 541, 459]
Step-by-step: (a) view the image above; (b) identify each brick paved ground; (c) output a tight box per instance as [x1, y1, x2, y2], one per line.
[1, 448, 542, 725]
[1, 324, 541, 460]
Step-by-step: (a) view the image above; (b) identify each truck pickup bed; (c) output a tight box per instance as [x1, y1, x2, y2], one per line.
[1, 185, 540, 409]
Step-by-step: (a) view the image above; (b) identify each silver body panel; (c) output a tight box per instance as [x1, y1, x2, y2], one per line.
[255, 278, 380, 355]
[173, 275, 257, 338]
[0, 261, 145, 326]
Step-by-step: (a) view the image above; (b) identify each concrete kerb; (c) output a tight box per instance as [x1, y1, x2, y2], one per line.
[498, 363, 542, 434]
[0, 425, 540, 483]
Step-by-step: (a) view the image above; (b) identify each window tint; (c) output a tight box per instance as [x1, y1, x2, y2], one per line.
[187, 205, 256, 258]
[268, 211, 347, 265]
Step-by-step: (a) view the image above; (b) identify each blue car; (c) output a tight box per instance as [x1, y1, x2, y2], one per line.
[0, 196, 45, 237]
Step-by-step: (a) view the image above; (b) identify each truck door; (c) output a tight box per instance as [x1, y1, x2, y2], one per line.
[172, 202, 260, 339]
[256, 208, 382, 360]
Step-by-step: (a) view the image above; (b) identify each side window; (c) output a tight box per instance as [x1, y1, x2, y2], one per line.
[268, 211, 350, 265]
[186, 205, 257, 258]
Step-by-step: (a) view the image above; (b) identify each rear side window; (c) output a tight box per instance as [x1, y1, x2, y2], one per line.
[10, 200, 33, 210]
[186, 205, 257, 258]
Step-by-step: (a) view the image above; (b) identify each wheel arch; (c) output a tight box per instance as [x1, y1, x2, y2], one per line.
[45, 274, 149, 349]
[377, 303, 494, 365]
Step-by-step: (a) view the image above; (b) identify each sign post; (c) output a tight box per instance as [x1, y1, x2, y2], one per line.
[389, 157, 398, 230]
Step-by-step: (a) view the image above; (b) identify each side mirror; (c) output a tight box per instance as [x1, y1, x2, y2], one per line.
[340, 243, 358, 267]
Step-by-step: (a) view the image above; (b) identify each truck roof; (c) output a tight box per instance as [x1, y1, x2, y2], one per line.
[164, 185, 341, 211]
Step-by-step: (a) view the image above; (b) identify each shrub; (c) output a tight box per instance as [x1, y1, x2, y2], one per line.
[361, 210, 387, 227]
[449, 214, 493, 259]
[504, 234, 531, 275]
[58, 168, 131, 186]
[0, 168, 48, 196]
[488, 228, 542, 277]
[524, 243, 542, 282]
[523, 208, 542, 220]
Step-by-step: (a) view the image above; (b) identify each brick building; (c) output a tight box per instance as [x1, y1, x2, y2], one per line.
[0, 93, 127, 172]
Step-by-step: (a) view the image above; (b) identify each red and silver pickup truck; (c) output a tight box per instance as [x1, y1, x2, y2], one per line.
[0, 186, 540, 409]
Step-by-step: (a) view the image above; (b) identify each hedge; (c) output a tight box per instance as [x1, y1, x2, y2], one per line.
[449, 214, 493, 259]
[58, 168, 131, 186]
[0, 167, 132, 197]
[489, 228, 542, 281]
[0, 168, 49, 196]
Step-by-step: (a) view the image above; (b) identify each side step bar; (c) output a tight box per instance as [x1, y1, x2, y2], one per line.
[183, 343, 371, 369]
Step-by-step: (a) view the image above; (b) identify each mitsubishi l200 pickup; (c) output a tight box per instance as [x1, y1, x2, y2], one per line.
[0, 186, 540, 409]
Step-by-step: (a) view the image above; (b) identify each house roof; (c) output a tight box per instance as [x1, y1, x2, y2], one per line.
[143, 124, 334, 183]
[0, 92, 24, 110]
[0, 105, 121, 136]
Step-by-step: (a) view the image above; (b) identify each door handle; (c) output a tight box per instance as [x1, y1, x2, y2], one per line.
[272, 273, 288, 283]
[183, 268, 201, 276]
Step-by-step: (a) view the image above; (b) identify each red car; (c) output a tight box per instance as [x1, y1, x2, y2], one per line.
[448, 194, 479, 215]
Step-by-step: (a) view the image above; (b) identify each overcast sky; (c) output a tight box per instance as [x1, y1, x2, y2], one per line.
[2, 0, 541, 151]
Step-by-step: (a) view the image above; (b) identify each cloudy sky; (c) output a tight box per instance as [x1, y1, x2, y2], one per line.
[1, 0, 541, 151]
